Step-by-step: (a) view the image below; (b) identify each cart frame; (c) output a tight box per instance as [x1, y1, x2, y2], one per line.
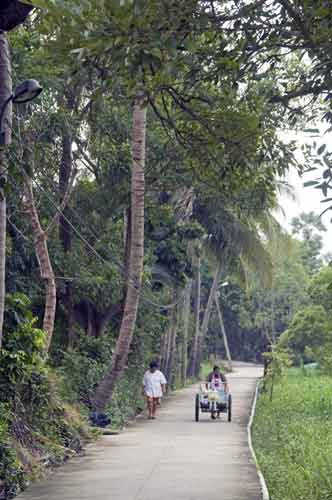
[195, 381, 232, 422]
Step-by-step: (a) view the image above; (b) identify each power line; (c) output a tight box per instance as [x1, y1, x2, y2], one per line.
[7, 145, 181, 311]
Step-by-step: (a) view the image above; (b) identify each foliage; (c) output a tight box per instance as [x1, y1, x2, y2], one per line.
[59, 336, 115, 407]
[279, 305, 331, 364]
[308, 265, 332, 311]
[59, 324, 163, 427]
[253, 369, 332, 500]
[291, 212, 326, 275]
[0, 295, 90, 498]
[0, 293, 46, 401]
[2, 0, 331, 494]
[0, 403, 26, 499]
[277, 264, 332, 369]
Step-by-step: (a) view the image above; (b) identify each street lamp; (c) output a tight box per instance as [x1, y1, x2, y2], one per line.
[0, 2, 37, 347]
[12, 79, 43, 103]
[0, 79, 43, 145]
[0, 1, 34, 32]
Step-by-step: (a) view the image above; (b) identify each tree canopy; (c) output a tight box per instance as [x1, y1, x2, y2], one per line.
[0, 1, 331, 496]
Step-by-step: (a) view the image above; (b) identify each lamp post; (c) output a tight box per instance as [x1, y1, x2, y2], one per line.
[0, 1, 41, 347]
[0, 79, 42, 144]
[215, 285, 232, 370]
[0, 1, 34, 32]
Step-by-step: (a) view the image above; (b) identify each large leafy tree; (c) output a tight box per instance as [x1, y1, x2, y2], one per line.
[30, 0, 287, 409]
[291, 212, 326, 275]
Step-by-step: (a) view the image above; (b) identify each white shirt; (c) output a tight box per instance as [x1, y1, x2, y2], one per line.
[143, 370, 167, 398]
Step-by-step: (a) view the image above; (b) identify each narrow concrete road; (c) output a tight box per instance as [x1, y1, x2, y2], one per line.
[19, 362, 263, 500]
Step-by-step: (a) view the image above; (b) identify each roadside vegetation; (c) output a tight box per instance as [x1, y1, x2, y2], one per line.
[252, 215, 332, 500]
[253, 368, 332, 500]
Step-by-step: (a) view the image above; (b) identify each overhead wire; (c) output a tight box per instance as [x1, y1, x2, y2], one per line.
[6, 65, 183, 311]
[6, 142, 181, 311]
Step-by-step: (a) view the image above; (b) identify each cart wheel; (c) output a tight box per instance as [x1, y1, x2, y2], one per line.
[228, 394, 232, 422]
[195, 394, 200, 422]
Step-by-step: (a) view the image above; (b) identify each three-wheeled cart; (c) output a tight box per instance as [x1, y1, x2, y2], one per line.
[195, 382, 232, 422]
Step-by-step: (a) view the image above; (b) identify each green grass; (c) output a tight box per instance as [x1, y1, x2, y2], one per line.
[253, 369, 332, 500]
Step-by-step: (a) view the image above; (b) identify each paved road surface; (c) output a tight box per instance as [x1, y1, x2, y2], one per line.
[19, 362, 263, 500]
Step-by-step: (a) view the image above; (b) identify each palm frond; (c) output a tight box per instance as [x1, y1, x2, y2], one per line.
[276, 179, 297, 202]
[196, 200, 273, 287]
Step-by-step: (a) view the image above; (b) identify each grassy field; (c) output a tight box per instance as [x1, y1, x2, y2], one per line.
[253, 368, 332, 500]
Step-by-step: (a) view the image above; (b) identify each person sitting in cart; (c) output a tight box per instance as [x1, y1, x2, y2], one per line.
[143, 360, 167, 420]
[206, 365, 228, 391]
[206, 365, 228, 419]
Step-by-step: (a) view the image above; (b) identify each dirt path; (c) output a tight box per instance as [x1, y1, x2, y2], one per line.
[19, 362, 263, 500]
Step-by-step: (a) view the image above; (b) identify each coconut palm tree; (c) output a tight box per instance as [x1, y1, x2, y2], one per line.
[190, 197, 287, 373]
[93, 95, 147, 411]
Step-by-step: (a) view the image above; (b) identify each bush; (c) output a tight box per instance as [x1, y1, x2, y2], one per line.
[278, 305, 331, 364]
[0, 404, 26, 499]
[0, 294, 89, 498]
[59, 335, 146, 427]
[59, 336, 115, 407]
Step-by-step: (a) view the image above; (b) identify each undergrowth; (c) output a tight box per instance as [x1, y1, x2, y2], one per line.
[59, 334, 148, 428]
[0, 294, 91, 499]
[253, 368, 332, 500]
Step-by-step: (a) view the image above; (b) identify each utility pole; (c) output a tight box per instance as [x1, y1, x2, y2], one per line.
[0, 30, 11, 348]
[0, 1, 35, 347]
[215, 294, 232, 371]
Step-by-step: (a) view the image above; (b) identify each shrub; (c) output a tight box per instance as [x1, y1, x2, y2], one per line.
[0, 294, 89, 498]
[0, 404, 26, 499]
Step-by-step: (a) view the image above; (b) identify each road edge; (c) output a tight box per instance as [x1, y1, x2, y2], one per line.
[247, 379, 270, 500]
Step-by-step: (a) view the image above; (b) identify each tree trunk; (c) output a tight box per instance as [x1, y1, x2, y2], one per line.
[214, 294, 232, 370]
[160, 328, 170, 373]
[86, 302, 94, 337]
[96, 302, 122, 338]
[0, 159, 6, 351]
[181, 279, 192, 386]
[198, 261, 222, 363]
[59, 131, 72, 252]
[24, 175, 56, 352]
[92, 94, 147, 412]
[0, 31, 12, 349]
[165, 289, 178, 386]
[188, 256, 201, 378]
[59, 129, 75, 347]
[124, 207, 131, 278]
[66, 286, 75, 348]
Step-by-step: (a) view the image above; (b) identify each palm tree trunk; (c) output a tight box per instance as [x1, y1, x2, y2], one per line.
[181, 279, 192, 386]
[214, 294, 232, 370]
[92, 94, 147, 412]
[24, 176, 56, 351]
[0, 31, 11, 349]
[0, 175, 6, 350]
[199, 261, 222, 363]
[188, 256, 201, 377]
